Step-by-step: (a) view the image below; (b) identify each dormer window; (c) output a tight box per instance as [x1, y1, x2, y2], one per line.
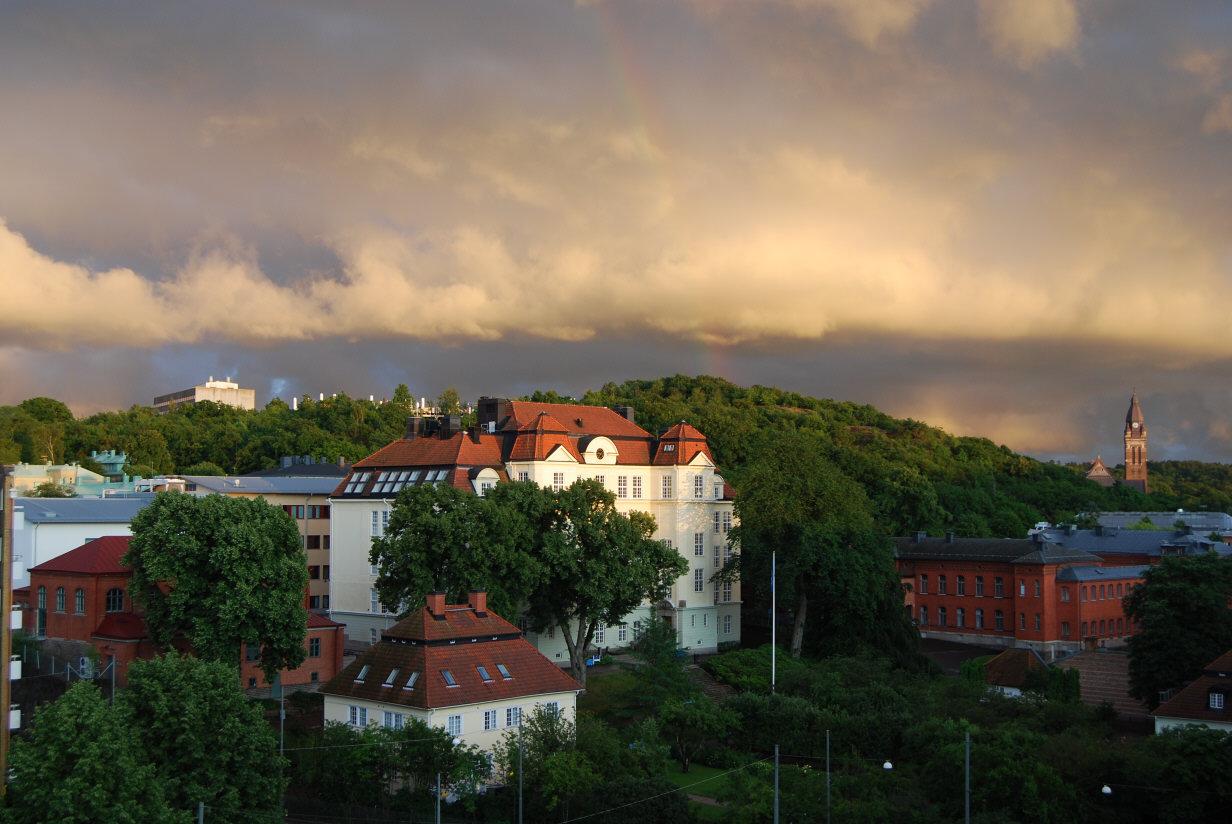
[663, 444, 675, 452]
[355, 665, 370, 683]
[1210, 690, 1226, 710]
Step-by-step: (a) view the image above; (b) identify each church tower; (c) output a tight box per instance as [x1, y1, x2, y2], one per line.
[1124, 391, 1148, 494]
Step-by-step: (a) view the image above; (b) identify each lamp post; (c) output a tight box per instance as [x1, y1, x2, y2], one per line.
[964, 729, 971, 824]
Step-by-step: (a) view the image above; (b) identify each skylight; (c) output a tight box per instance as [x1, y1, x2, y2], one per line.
[355, 664, 370, 683]
[403, 672, 420, 691]
[496, 663, 512, 680]
[383, 668, 400, 687]
[343, 471, 371, 494]
[442, 669, 457, 687]
[476, 665, 493, 682]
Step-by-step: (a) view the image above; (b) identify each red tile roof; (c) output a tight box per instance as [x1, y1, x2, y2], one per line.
[92, 612, 148, 641]
[353, 432, 505, 470]
[322, 601, 580, 709]
[1154, 650, 1232, 724]
[504, 401, 651, 439]
[307, 612, 345, 629]
[653, 421, 715, 466]
[30, 536, 133, 575]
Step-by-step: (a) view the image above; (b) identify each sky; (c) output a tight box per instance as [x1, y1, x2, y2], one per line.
[2, 0, 1231, 463]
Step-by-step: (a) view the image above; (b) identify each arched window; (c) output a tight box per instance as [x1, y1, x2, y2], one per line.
[55, 587, 66, 613]
[74, 588, 86, 614]
[105, 588, 125, 613]
[36, 586, 46, 609]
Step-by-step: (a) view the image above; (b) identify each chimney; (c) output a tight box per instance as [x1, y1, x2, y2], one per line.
[914, 530, 927, 543]
[614, 405, 635, 423]
[442, 415, 462, 439]
[468, 590, 488, 615]
[405, 417, 419, 440]
[426, 591, 447, 619]
[1032, 531, 1046, 544]
[945, 531, 956, 544]
[477, 397, 511, 430]
[469, 425, 482, 444]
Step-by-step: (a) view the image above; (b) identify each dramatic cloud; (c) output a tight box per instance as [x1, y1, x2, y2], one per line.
[0, 0, 1230, 459]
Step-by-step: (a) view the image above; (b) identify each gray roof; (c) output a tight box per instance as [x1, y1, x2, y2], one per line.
[1041, 527, 1232, 558]
[15, 495, 156, 524]
[1096, 511, 1232, 531]
[1056, 564, 1152, 582]
[894, 536, 1098, 565]
[180, 475, 342, 495]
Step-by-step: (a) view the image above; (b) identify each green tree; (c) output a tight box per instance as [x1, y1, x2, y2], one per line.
[1124, 553, 1232, 705]
[4, 683, 183, 824]
[659, 696, 737, 772]
[125, 493, 309, 681]
[436, 387, 463, 415]
[180, 461, 227, 475]
[629, 616, 694, 707]
[122, 654, 285, 822]
[28, 481, 75, 497]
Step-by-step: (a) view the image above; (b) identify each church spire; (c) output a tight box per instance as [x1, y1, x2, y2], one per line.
[1125, 390, 1145, 426]
[1124, 390, 1148, 493]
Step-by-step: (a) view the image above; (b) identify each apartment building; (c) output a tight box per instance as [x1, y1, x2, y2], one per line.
[329, 398, 740, 658]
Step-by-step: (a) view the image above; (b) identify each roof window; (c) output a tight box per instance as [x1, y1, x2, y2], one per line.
[403, 672, 420, 691]
[496, 663, 512, 680]
[477, 665, 493, 682]
[382, 668, 400, 687]
[442, 669, 458, 687]
[355, 664, 370, 683]
[343, 472, 371, 494]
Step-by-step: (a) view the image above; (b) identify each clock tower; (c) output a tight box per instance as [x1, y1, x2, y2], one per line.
[1123, 391, 1148, 494]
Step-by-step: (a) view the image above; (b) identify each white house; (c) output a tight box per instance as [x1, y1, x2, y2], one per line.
[328, 398, 740, 657]
[8, 496, 156, 587]
[322, 591, 581, 753]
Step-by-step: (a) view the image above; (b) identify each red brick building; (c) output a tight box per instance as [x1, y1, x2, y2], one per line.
[895, 533, 1148, 659]
[19, 536, 344, 689]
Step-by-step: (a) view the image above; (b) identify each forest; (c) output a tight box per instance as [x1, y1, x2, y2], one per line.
[2, 374, 1228, 537]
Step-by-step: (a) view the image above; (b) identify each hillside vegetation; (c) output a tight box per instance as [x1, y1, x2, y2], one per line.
[1, 375, 1223, 538]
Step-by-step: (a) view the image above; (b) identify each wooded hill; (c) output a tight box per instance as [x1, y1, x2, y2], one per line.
[2, 375, 1226, 538]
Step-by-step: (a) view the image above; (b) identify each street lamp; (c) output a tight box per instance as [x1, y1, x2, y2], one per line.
[1101, 784, 1113, 796]
[882, 760, 894, 771]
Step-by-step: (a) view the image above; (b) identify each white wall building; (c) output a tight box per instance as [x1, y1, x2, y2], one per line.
[328, 399, 740, 656]
[8, 496, 155, 587]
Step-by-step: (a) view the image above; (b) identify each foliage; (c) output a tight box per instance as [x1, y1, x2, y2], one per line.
[628, 616, 696, 707]
[180, 461, 227, 475]
[436, 387, 463, 415]
[4, 683, 184, 824]
[659, 697, 738, 772]
[122, 654, 285, 822]
[701, 645, 809, 694]
[28, 481, 75, 497]
[126, 493, 309, 681]
[1022, 665, 1081, 703]
[1124, 553, 1232, 705]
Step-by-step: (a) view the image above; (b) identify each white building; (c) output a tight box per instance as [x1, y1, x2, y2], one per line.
[153, 377, 255, 413]
[328, 398, 740, 657]
[1152, 651, 1232, 734]
[8, 496, 156, 587]
[322, 591, 580, 754]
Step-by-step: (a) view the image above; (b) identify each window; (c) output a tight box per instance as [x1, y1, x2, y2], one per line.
[246, 643, 260, 662]
[446, 715, 462, 737]
[713, 512, 721, 534]
[722, 512, 732, 533]
[975, 609, 984, 629]
[1117, 617, 1124, 634]
[55, 587, 65, 613]
[506, 706, 522, 727]
[544, 701, 560, 717]
[694, 533, 705, 556]
[309, 565, 320, 580]
[323, 565, 330, 580]
[496, 663, 512, 680]
[349, 706, 368, 726]
[1117, 583, 1124, 597]
[1034, 613, 1041, 631]
[1033, 580, 1040, 597]
[74, 588, 85, 615]
[1019, 613, 1026, 630]
[723, 580, 733, 602]
[617, 476, 628, 498]
[1080, 586, 1087, 602]
[553, 472, 565, 492]
[309, 638, 321, 657]
[919, 606, 928, 626]
[477, 665, 493, 682]
[1019, 581, 1026, 597]
[994, 610, 1004, 631]
[956, 607, 965, 628]
[479, 481, 493, 496]
[994, 577, 1004, 598]
[715, 483, 723, 500]
[248, 677, 257, 688]
[355, 664, 370, 682]
[1099, 619, 1106, 635]
[105, 588, 124, 612]
[693, 475, 704, 498]
[384, 711, 405, 730]
[594, 475, 605, 487]
[694, 568, 704, 592]
[310, 671, 318, 683]
[594, 623, 605, 644]
[370, 589, 380, 613]
[714, 582, 720, 605]
[1061, 621, 1071, 637]
[976, 576, 985, 597]
[343, 471, 371, 494]
[442, 669, 458, 687]
[631, 476, 643, 498]
[662, 476, 673, 498]
[1099, 585, 1106, 600]
[956, 576, 966, 596]
[484, 710, 498, 731]
[919, 575, 928, 595]
[1210, 691, 1225, 710]
[518, 471, 529, 482]
[1060, 587, 1070, 603]
[371, 509, 379, 537]
[938, 606, 947, 627]
[723, 614, 732, 634]
[617, 624, 628, 643]
[938, 575, 947, 595]
[713, 547, 720, 569]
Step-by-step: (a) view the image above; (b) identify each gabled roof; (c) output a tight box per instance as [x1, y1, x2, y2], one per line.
[16, 495, 155, 524]
[30, 536, 133, 575]
[653, 421, 714, 466]
[984, 648, 1048, 689]
[1153, 650, 1232, 724]
[1086, 456, 1113, 478]
[383, 602, 522, 643]
[307, 612, 345, 629]
[894, 536, 1099, 565]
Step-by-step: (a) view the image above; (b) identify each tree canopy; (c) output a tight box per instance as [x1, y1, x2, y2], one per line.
[1124, 553, 1232, 705]
[125, 493, 309, 681]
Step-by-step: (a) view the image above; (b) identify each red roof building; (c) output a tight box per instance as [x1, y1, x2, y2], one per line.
[19, 536, 344, 690]
[322, 592, 581, 751]
[1153, 651, 1232, 734]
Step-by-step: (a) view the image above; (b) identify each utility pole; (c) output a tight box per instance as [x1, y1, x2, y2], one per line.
[0, 468, 13, 796]
[826, 728, 831, 824]
[197, 800, 205, 823]
[773, 743, 780, 824]
[964, 729, 971, 824]
[518, 721, 524, 824]
[435, 771, 442, 824]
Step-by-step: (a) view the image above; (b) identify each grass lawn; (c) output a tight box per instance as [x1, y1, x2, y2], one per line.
[664, 762, 732, 821]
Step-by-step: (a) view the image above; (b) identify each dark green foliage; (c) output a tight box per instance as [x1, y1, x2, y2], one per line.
[1124, 553, 1232, 705]
[180, 461, 227, 475]
[27, 480, 75, 497]
[122, 654, 286, 822]
[126, 493, 309, 682]
[702, 645, 809, 694]
[4, 683, 184, 824]
[659, 697, 738, 772]
[1022, 665, 1081, 703]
